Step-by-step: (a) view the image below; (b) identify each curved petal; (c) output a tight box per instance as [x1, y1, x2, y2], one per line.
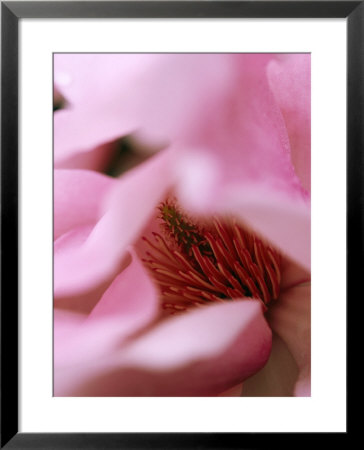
[56, 299, 272, 396]
[54, 169, 115, 240]
[54, 54, 233, 161]
[124, 54, 234, 145]
[241, 333, 298, 396]
[54, 54, 153, 161]
[54, 255, 159, 393]
[178, 173, 310, 271]
[268, 283, 311, 396]
[268, 55, 311, 193]
[54, 53, 157, 111]
[180, 54, 304, 200]
[54, 107, 134, 166]
[88, 252, 159, 333]
[170, 55, 310, 269]
[54, 222, 130, 314]
[54, 148, 175, 296]
[122, 299, 269, 371]
[54, 224, 93, 258]
[54, 309, 87, 367]
[54, 140, 116, 172]
[228, 188, 311, 271]
[54, 223, 132, 314]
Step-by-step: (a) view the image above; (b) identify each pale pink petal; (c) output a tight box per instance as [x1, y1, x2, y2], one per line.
[241, 333, 298, 396]
[54, 277, 118, 314]
[54, 309, 85, 342]
[182, 54, 304, 199]
[122, 299, 269, 370]
[57, 300, 271, 396]
[170, 55, 310, 269]
[173, 150, 223, 212]
[54, 312, 126, 370]
[54, 255, 159, 394]
[54, 149, 175, 296]
[54, 54, 154, 109]
[54, 309, 87, 367]
[268, 54, 311, 192]
[54, 169, 115, 240]
[54, 140, 116, 171]
[54, 108, 134, 166]
[178, 174, 310, 271]
[88, 251, 159, 334]
[54, 54, 233, 162]
[54, 54, 155, 163]
[268, 283, 311, 396]
[54, 224, 126, 308]
[227, 188, 311, 271]
[54, 224, 93, 259]
[123, 54, 234, 145]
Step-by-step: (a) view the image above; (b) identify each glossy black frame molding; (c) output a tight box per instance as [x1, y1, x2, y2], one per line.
[1, 1, 358, 448]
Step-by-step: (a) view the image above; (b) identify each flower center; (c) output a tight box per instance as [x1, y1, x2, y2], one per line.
[142, 199, 281, 314]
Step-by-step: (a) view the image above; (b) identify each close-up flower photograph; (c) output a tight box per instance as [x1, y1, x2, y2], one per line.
[1, 0, 354, 447]
[53, 53, 311, 398]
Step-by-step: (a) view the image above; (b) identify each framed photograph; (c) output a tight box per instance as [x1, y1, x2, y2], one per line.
[2, 1, 356, 447]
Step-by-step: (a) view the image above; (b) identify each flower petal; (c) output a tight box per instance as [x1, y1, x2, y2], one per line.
[241, 333, 299, 396]
[54, 108, 134, 167]
[123, 299, 270, 371]
[54, 54, 233, 162]
[181, 54, 304, 200]
[268, 283, 311, 396]
[178, 171, 310, 271]
[54, 140, 116, 172]
[54, 255, 159, 394]
[170, 54, 310, 269]
[54, 54, 153, 162]
[268, 54, 311, 193]
[57, 299, 272, 396]
[228, 188, 311, 271]
[88, 251, 159, 333]
[54, 149, 175, 296]
[54, 169, 115, 240]
[54, 223, 133, 314]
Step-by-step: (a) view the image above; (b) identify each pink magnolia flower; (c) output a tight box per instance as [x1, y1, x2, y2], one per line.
[53, 54, 232, 170]
[54, 53, 310, 397]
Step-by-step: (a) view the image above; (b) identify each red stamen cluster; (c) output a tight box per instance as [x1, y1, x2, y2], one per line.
[142, 200, 281, 314]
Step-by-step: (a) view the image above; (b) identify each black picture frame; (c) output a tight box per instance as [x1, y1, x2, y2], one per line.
[1, 1, 357, 448]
